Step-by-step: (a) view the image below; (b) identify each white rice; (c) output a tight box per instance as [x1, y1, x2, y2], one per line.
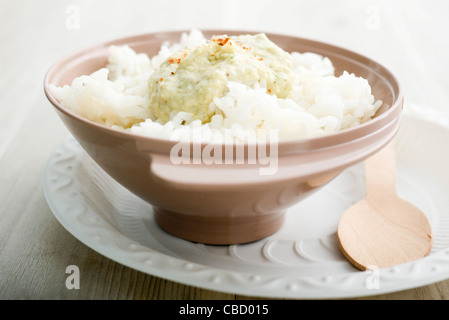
[49, 29, 382, 143]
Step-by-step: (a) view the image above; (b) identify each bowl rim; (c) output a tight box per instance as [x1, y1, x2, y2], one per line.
[43, 28, 403, 151]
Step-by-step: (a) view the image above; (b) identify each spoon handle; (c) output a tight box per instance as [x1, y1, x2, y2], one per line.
[364, 140, 397, 199]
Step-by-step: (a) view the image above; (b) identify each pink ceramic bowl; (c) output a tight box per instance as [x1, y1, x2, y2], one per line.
[44, 30, 403, 245]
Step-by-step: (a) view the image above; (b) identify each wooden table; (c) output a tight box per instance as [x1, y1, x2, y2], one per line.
[2, 0, 449, 300]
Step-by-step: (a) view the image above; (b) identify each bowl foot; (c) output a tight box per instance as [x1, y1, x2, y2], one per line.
[153, 208, 286, 245]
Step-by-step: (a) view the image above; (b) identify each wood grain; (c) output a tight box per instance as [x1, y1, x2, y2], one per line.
[1, 0, 449, 300]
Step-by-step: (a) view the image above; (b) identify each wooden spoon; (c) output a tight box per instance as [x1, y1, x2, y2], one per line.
[337, 141, 433, 271]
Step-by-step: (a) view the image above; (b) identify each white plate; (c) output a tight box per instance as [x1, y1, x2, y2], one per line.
[43, 112, 449, 299]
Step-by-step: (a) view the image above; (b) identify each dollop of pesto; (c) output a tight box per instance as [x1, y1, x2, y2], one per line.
[148, 33, 295, 123]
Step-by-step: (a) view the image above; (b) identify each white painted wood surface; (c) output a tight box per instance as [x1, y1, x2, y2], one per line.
[1, 0, 449, 299]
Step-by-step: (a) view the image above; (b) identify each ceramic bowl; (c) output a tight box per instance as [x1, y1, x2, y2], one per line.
[44, 30, 403, 245]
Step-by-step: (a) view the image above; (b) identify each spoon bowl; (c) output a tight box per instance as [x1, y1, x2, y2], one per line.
[337, 141, 433, 271]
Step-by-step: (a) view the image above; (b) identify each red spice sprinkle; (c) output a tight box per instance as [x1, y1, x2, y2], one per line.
[160, 77, 163, 81]
[213, 37, 230, 46]
[168, 58, 182, 64]
[268, 89, 272, 93]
